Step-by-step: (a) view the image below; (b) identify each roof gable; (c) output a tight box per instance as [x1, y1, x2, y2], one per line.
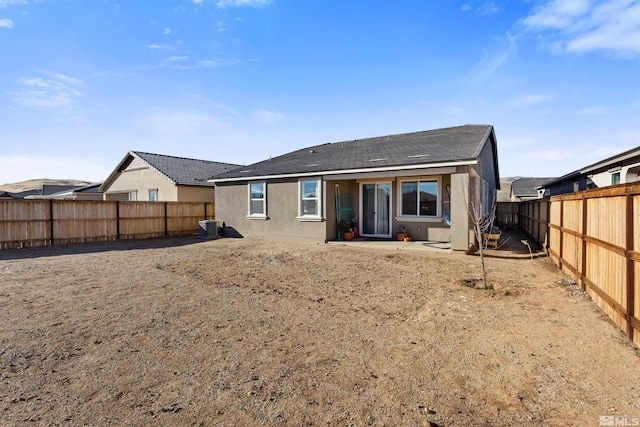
[100, 151, 241, 192]
[212, 125, 493, 181]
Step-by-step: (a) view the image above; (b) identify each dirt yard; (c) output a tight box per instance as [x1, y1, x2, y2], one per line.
[1, 237, 638, 426]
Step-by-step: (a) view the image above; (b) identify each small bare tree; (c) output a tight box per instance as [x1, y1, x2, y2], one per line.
[468, 198, 496, 290]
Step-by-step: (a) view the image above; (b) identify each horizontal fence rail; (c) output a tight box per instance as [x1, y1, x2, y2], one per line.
[520, 183, 639, 347]
[0, 200, 215, 249]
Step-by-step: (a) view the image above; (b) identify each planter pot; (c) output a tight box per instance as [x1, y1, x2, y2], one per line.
[403, 237, 412, 242]
[396, 233, 408, 241]
[343, 231, 354, 241]
[352, 227, 359, 238]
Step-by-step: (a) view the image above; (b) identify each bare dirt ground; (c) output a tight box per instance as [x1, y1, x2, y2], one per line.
[1, 236, 639, 426]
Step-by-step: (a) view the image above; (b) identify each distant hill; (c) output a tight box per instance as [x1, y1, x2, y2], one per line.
[0, 179, 96, 193]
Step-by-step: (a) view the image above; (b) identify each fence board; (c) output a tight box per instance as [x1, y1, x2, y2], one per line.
[519, 183, 640, 347]
[0, 200, 215, 249]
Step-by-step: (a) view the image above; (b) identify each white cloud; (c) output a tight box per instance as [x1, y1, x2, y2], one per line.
[164, 27, 175, 35]
[571, 105, 612, 115]
[466, 32, 518, 82]
[0, 0, 26, 8]
[193, 0, 204, 4]
[11, 73, 84, 109]
[217, 20, 226, 32]
[478, 1, 500, 15]
[461, 4, 472, 12]
[216, 0, 272, 8]
[143, 43, 162, 49]
[509, 93, 554, 107]
[253, 109, 283, 125]
[165, 55, 188, 62]
[523, 0, 640, 57]
[0, 17, 13, 28]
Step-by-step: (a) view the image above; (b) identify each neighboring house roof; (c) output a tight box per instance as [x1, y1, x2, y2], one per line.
[511, 177, 554, 199]
[211, 125, 498, 183]
[25, 183, 103, 199]
[100, 151, 241, 191]
[539, 146, 640, 189]
[1, 189, 44, 199]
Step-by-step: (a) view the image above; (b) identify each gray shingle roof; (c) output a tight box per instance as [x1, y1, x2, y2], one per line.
[212, 125, 493, 180]
[131, 151, 241, 187]
[511, 178, 555, 198]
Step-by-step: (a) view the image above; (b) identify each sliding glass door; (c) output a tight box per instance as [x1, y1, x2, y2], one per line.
[361, 183, 391, 238]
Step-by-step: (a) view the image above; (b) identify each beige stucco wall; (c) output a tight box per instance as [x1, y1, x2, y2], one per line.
[176, 186, 215, 202]
[103, 167, 214, 202]
[215, 178, 326, 241]
[103, 168, 178, 201]
[216, 167, 481, 249]
[450, 170, 473, 251]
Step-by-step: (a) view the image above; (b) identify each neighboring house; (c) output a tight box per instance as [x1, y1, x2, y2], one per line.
[0, 186, 83, 200]
[210, 125, 500, 251]
[25, 183, 103, 200]
[510, 177, 554, 201]
[539, 146, 640, 196]
[100, 151, 241, 202]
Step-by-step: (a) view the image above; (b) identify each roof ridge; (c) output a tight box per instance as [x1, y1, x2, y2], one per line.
[131, 150, 240, 167]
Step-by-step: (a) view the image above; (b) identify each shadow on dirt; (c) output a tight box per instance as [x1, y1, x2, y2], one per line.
[0, 236, 210, 261]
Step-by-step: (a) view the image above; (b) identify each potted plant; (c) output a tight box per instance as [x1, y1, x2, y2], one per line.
[396, 224, 408, 241]
[339, 219, 353, 240]
[351, 215, 359, 238]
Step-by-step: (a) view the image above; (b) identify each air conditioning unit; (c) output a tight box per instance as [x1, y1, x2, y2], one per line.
[198, 220, 221, 239]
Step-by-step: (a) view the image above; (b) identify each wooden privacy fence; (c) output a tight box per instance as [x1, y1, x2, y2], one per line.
[521, 183, 640, 347]
[0, 200, 215, 249]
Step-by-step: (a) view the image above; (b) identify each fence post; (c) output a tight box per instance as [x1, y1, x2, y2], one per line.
[558, 200, 564, 269]
[163, 202, 167, 237]
[49, 199, 54, 246]
[625, 192, 635, 340]
[116, 201, 120, 240]
[580, 197, 588, 291]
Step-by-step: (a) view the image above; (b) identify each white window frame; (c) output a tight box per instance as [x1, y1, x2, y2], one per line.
[149, 189, 158, 202]
[129, 190, 137, 201]
[298, 178, 323, 221]
[396, 176, 441, 222]
[611, 171, 621, 185]
[247, 181, 267, 219]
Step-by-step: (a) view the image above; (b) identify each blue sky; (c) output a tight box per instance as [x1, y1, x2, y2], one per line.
[0, 0, 638, 185]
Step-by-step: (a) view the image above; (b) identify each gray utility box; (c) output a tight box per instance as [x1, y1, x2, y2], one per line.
[198, 220, 221, 239]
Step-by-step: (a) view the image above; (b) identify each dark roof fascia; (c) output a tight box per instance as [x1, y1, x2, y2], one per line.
[536, 171, 581, 189]
[472, 125, 500, 190]
[99, 151, 139, 192]
[210, 159, 479, 183]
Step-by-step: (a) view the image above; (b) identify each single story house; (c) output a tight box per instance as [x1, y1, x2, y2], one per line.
[25, 183, 103, 200]
[210, 124, 500, 251]
[539, 146, 640, 196]
[509, 177, 554, 201]
[100, 151, 241, 202]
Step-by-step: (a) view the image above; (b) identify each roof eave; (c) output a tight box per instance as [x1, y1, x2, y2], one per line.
[209, 159, 478, 183]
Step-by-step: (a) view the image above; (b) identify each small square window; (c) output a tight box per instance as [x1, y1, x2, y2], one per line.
[149, 189, 158, 202]
[129, 191, 137, 201]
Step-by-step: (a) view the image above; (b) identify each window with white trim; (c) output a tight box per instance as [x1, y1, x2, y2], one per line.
[299, 179, 322, 219]
[129, 191, 137, 201]
[248, 182, 266, 217]
[611, 171, 621, 185]
[149, 189, 158, 202]
[400, 179, 439, 217]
